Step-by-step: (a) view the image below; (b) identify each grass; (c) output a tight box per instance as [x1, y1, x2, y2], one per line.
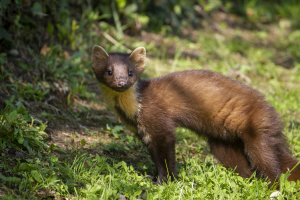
[1, 1, 300, 199]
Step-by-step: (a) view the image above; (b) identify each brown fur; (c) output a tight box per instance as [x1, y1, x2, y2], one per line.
[92, 46, 300, 186]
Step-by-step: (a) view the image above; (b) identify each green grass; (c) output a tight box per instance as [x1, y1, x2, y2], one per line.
[1, 1, 300, 199]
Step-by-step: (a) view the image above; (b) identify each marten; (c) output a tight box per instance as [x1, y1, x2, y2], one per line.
[92, 45, 300, 186]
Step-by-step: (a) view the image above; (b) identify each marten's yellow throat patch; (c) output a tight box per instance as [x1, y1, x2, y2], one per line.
[99, 83, 139, 121]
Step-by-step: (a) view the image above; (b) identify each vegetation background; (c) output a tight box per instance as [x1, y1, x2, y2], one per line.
[1, 0, 300, 199]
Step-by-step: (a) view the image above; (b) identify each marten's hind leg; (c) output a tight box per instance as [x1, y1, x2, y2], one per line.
[208, 138, 253, 178]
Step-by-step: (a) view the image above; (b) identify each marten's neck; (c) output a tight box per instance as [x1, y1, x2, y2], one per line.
[99, 83, 140, 126]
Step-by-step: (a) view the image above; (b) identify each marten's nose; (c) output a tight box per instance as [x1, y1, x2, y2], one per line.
[117, 76, 127, 87]
[117, 81, 127, 87]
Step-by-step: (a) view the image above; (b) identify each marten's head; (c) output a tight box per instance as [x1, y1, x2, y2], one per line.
[92, 46, 146, 92]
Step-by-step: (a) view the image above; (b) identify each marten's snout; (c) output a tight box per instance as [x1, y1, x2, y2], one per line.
[117, 81, 127, 87]
[117, 76, 127, 87]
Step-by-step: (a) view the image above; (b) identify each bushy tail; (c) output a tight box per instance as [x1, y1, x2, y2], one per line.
[278, 149, 300, 182]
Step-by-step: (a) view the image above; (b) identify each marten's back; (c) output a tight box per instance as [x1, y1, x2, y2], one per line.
[138, 70, 282, 140]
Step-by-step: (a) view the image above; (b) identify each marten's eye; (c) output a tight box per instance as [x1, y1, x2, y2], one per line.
[128, 71, 133, 76]
[107, 71, 113, 76]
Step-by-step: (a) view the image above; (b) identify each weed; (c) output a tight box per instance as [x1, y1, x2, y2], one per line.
[0, 96, 48, 153]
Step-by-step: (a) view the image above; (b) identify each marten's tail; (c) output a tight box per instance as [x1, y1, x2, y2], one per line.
[278, 147, 300, 182]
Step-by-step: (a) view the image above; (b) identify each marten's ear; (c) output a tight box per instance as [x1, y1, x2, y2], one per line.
[92, 45, 109, 72]
[129, 47, 146, 73]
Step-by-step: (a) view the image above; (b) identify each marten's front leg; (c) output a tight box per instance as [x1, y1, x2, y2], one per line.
[139, 124, 177, 184]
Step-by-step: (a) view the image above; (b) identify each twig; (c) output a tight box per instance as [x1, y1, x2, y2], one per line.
[102, 32, 132, 53]
[43, 102, 61, 115]
[194, 5, 223, 34]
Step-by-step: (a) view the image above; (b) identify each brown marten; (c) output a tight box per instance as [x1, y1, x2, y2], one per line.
[92, 45, 300, 186]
